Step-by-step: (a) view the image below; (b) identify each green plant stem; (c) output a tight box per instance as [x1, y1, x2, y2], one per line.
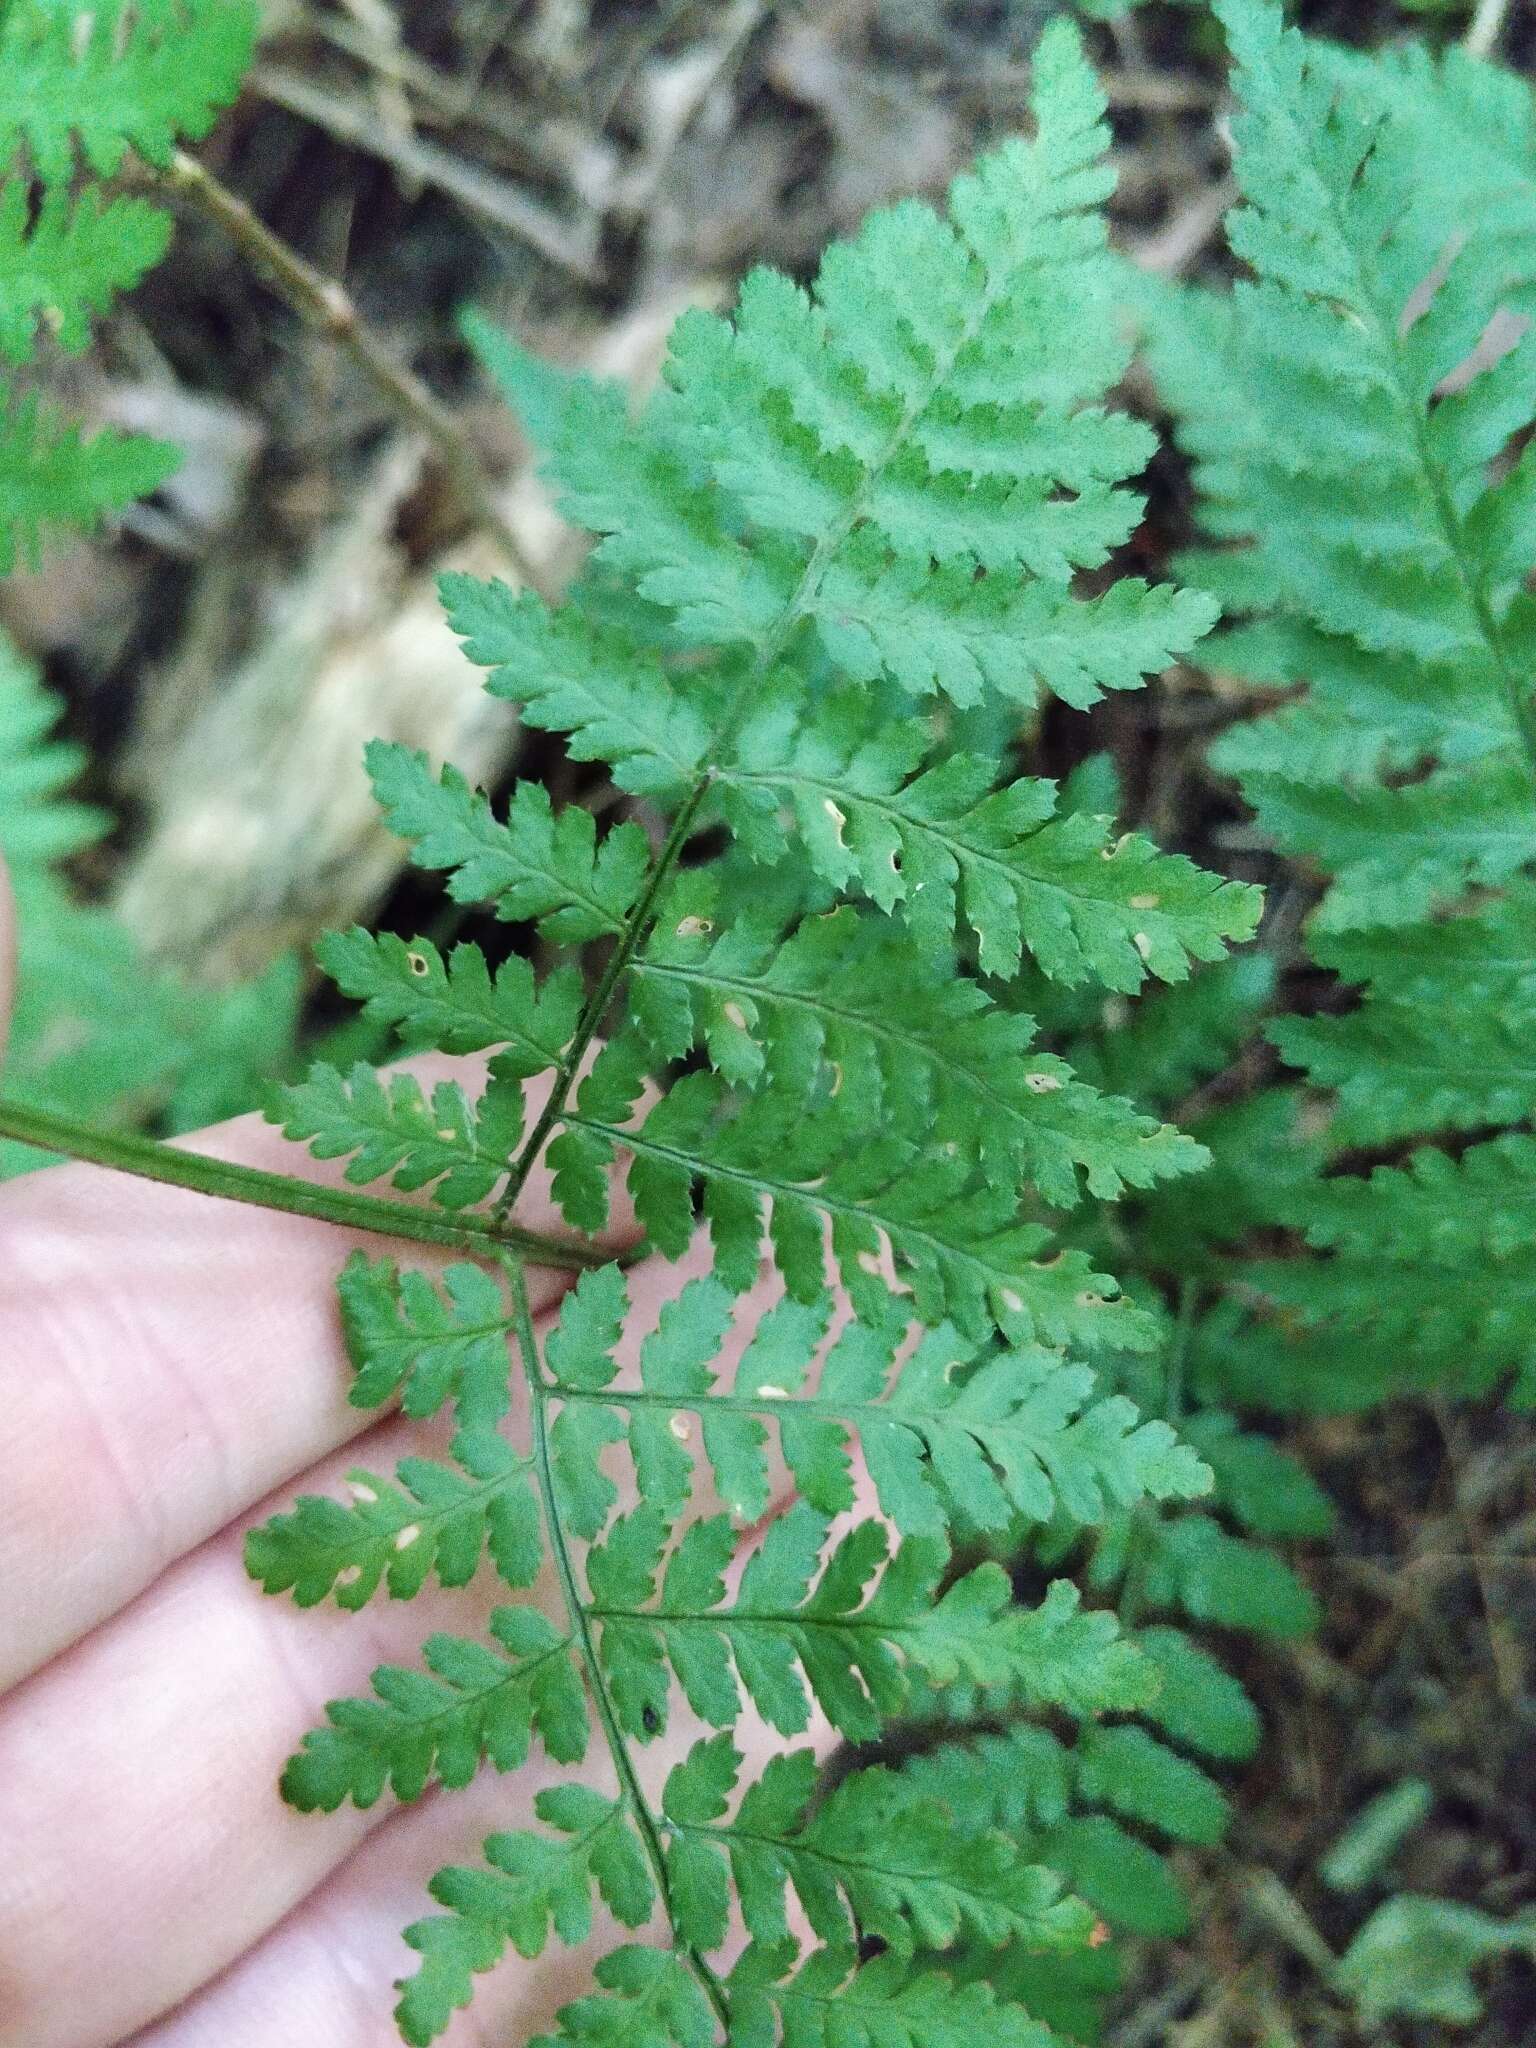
[494, 777, 713, 1219]
[0, 1095, 604, 1266]
[503, 1254, 731, 2029]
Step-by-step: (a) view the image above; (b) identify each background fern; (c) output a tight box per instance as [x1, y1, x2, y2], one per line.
[0, 634, 298, 1176]
[0, 0, 256, 568]
[1139, 0, 1536, 1417]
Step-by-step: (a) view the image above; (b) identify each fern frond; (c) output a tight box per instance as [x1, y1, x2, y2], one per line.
[255, 25, 1262, 2045]
[282, 1608, 587, 1812]
[1093, 1510, 1318, 1638]
[584, 1506, 1151, 1746]
[335, 1252, 516, 1424]
[1234, 1136, 1536, 1405]
[542, 1268, 1208, 1535]
[1203, 0, 1536, 933]
[1136, 1624, 1262, 1761]
[1180, 1412, 1335, 1540]
[725, 1947, 1063, 2048]
[631, 895, 1206, 1206]
[0, 637, 299, 1173]
[1153, 1, 1536, 1418]
[548, 1047, 1151, 1348]
[441, 576, 710, 799]
[509, 1946, 716, 2048]
[901, 1721, 1221, 1940]
[716, 684, 1257, 987]
[661, 1736, 1095, 1957]
[0, 0, 256, 181]
[273, 1062, 527, 1211]
[1071, 952, 1275, 1109]
[0, 180, 170, 364]
[317, 928, 585, 1070]
[0, 636, 104, 871]
[1313, 37, 1536, 256]
[0, 383, 175, 572]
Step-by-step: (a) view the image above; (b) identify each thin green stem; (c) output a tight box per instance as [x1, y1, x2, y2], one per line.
[494, 778, 713, 1220]
[0, 1096, 605, 1266]
[503, 1254, 731, 2030]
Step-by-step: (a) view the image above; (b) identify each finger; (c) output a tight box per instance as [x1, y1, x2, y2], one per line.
[125, 1568, 855, 2048]
[0, 1402, 556, 2048]
[0, 1241, 816, 2048]
[0, 1058, 638, 1692]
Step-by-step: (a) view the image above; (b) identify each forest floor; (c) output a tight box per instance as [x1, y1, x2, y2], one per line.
[5, 3, 1535, 2042]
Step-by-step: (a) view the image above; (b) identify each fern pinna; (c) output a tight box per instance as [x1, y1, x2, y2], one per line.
[247, 25, 1261, 2044]
[1142, 0, 1536, 1418]
[0, 0, 256, 569]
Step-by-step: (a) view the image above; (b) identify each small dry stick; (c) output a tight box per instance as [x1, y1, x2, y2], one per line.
[1466, 0, 1514, 59]
[148, 148, 549, 593]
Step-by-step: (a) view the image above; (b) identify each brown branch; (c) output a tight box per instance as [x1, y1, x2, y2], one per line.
[1466, 0, 1513, 58]
[146, 148, 551, 595]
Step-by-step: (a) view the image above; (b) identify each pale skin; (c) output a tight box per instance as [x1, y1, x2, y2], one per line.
[0, 859, 861, 2047]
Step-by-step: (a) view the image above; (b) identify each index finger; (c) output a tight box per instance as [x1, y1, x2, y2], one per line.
[0, 1059, 636, 1691]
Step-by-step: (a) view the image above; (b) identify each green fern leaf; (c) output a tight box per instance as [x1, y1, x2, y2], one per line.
[1099, 1512, 1318, 1638]
[634, 894, 1206, 1206]
[441, 575, 710, 800]
[367, 740, 650, 942]
[282, 1608, 586, 1812]
[335, 1252, 515, 1425]
[551, 1051, 1152, 1349]
[316, 928, 583, 1071]
[0, 635, 105, 869]
[586, 1505, 1127, 1745]
[244, 1431, 542, 1609]
[399, 1798, 657, 2047]
[726, 1946, 1063, 2048]
[662, 1736, 1095, 1957]
[0, 384, 175, 572]
[1136, 1625, 1262, 1761]
[252, 23, 1265, 2044]
[717, 686, 1258, 988]
[0, 0, 257, 181]
[543, 1271, 1205, 1539]
[527, 1947, 717, 2048]
[273, 1062, 525, 1211]
[0, 635, 300, 1174]
[0, 181, 170, 363]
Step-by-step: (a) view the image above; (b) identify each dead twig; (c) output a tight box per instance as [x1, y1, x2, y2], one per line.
[1466, 0, 1514, 59]
[1129, 177, 1237, 278]
[254, 65, 603, 286]
[144, 148, 549, 593]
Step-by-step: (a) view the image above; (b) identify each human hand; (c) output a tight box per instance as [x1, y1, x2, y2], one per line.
[0, 862, 853, 2047]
